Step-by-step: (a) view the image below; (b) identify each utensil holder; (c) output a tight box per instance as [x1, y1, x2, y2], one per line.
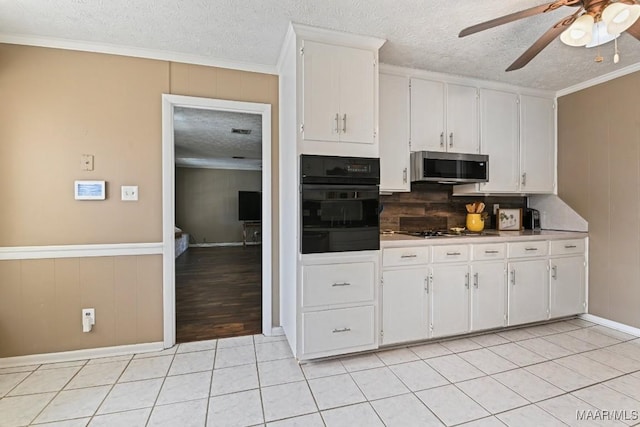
[466, 213, 484, 232]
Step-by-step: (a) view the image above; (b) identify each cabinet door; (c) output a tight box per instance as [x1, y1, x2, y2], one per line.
[508, 259, 549, 326]
[550, 256, 586, 318]
[471, 261, 507, 331]
[379, 74, 410, 192]
[430, 265, 469, 337]
[410, 78, 446, 152]
[338, 45, 375, 144]
[302, 40, 340, 142]
[520, 95, 555, 193]
[446, 84, 479, 154]
[381, 268, 429, 345]
[478, 89, 519, 193]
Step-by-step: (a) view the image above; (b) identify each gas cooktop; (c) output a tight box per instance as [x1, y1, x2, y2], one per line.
[382, 230, 498, 239]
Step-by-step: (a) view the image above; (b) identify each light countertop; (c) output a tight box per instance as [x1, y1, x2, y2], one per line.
[380, 230, 588, 248]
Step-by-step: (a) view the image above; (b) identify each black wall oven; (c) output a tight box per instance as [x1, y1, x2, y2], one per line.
[301, 155, 380, 254]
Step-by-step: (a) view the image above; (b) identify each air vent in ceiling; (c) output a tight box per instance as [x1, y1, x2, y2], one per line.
[231, 128, 252, 135]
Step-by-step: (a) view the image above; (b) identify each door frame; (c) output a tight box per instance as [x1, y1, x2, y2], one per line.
[161, 94, 273, 348]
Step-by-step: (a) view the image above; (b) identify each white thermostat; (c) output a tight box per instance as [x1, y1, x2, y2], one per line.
[75, 180, 106, 200]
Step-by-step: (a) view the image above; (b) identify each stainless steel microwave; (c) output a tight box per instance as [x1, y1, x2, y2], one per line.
[410, 151, 489, 184]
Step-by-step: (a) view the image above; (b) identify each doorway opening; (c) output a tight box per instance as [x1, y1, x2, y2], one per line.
[162, 95, 272, 348]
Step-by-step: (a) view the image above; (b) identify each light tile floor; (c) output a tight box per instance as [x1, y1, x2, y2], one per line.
[2, 319, 640, 426]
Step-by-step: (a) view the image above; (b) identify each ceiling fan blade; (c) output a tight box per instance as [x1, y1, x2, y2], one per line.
[506, 11, 581, 72]
[626, 18, 640, 40]
[459, 0, 581, 38]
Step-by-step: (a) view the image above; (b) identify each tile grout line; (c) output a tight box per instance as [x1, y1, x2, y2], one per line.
[203, 338, 219, 427]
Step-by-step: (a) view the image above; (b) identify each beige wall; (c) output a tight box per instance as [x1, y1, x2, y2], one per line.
[176, 167, 262, 243]
[0, 44, 280, 357]
[558, 70, 640, 329]
[0, 255, 163, 358]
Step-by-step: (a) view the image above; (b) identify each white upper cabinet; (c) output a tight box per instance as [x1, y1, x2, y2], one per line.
[302, 40, 375, 146]
[477, 89, 520, 193]
[410, 79, 446, 152]
[410, 79, 478, 154]
[446, 84, 480, 154]
[379, 73, 410, 192]
[520, 94, 556, 193]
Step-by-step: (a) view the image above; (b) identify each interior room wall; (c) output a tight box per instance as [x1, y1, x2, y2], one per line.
[175, 167, 262, 244]
[0, 43, 279, 358]
[380, 183, 526, 231]
[557, 70, 640, 329]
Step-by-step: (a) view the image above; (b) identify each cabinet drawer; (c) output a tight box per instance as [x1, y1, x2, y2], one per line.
[508, 241, 548, 258]
[550, 239, 585, 256]
[302, 262, 374, 308]
[302, 306, 375, 355]
[383, 247, 429, 267]
[433, 244, 470, 263]
[473, 243, 506, 261]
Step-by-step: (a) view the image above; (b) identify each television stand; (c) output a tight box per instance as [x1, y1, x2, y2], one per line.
[242, 221, 261, 247]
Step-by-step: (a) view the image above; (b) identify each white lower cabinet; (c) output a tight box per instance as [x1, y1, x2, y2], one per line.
[508, 259, 549, 325]
[549, 256, 586, 318]
[470, 261, 507, 331]
[381, 268, 429, 345]
[302, 306, 375, 355]
[430, 264, 470, 338]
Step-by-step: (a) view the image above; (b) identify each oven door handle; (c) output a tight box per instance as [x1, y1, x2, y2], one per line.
[301, 184, 380, 191]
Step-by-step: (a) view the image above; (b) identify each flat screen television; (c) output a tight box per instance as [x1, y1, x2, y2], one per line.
[238, 191, 261, 221]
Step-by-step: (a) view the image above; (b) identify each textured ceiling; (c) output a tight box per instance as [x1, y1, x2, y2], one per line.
[1, 0, 640, 90]
[174, 107, 262, 170]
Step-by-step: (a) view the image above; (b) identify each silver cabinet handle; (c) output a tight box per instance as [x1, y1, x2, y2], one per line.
[342, 113, 347, 133]
[525, 248, 538, 251]
[564, 245, 577, 249]
[400, 254, 418, 259]
[474, 272, 479, 288]
[551, 265, 557, 280]
[484, 250, 500, 254]
[403, 167, 408, 184]
[440, 132, 444, 147]
[521, 172, 527, 186]
[465, 273, 470, 289]
[332, 327, 351, 333]
[446, 252, 461, 256]
[424, 276, 429, 293]
[335, 113, 340, 134]
[510, 270, 516, 285]
[332, 282, 351, 287]
[449, 132, 454, 147]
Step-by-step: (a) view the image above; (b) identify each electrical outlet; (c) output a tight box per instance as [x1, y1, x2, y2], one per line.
[82, 308, 95, 323]
[121, 185, 138, 201]
[493, 204, 500, 215]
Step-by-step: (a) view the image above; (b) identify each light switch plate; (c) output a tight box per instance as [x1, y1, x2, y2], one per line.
[81, 154, 94, 171]
[121, 185, 138, 201]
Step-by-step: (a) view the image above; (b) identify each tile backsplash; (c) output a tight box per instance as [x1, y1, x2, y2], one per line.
[380, 183, 527, 231]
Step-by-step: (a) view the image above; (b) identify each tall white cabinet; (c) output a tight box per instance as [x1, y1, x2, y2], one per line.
[379, 73, 410, 192]
[278, 24, 385, 360]
[520, 95, 556, 193]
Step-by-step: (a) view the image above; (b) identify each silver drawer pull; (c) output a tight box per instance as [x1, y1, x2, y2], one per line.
[401, 254, 418, 259]
[525, 248, 539, 251]
[332, 327, 351, 333]
[332, 282, 351, 287]
[446, 252, 461, 256]
[564, 245, 577, 249]
[484, 250, 500, 254]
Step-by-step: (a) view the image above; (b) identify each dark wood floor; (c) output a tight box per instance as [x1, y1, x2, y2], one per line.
[175, 245, 262, 343]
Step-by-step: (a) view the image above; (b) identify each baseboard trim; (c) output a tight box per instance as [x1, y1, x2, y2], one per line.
[0, 341, 164, 368]
[580, 314, 640, 337]
[270, 326, 284, 336]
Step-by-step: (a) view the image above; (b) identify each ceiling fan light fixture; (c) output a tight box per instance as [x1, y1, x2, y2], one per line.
[585, 20, 620, 47]
[560, 13, 595, 46]
[602, 2, 640, 35]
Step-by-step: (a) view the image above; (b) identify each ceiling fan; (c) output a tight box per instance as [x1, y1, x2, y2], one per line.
[458, 0, 640, 71]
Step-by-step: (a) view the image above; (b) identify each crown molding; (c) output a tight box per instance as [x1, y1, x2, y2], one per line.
[0, 33, 278, 75]
[556, 61, 640, 97]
